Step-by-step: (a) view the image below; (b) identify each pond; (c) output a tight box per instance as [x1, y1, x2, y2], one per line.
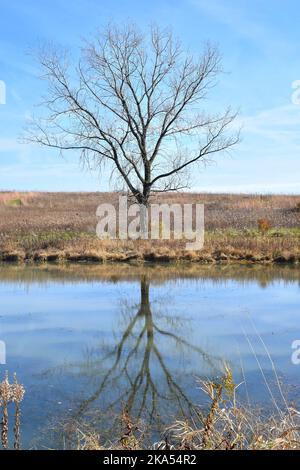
[0, 263, 300, 449]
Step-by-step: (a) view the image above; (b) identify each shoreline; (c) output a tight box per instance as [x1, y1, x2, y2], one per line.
[1, 249, 299, 265]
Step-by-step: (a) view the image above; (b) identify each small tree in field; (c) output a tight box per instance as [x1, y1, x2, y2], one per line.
[26, 24, 239, 208]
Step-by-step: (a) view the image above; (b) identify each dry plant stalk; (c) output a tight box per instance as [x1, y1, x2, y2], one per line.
[201, 382, 223, 448]
[119, 410, 141, 451]
[0, 372, 25, 450]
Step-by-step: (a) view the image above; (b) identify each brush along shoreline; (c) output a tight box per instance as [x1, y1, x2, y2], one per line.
[0, 247, 299, 264]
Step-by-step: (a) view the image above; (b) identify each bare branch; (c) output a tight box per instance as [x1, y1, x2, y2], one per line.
[25, 24, 240, 205]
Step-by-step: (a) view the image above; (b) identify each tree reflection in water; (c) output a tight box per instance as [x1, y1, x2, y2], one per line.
[62, 275, 223, 432]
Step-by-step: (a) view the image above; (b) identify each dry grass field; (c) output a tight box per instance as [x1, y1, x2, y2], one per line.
[0, 191, 299, 263]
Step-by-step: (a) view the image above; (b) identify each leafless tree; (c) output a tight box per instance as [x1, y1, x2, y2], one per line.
[26, 24, 239, 206]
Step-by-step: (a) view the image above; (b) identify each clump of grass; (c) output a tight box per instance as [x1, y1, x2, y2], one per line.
[0, 372, 25, 449]
[168, 385, 300, 450]
[200, 365, 235, 449]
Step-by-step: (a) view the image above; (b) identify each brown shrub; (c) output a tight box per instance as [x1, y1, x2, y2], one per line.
[258, 218, 272, 232]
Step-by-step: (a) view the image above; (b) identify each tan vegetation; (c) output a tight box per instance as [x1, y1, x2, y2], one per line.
[0, 191, 299, 264]
[0, 372, 25, 450]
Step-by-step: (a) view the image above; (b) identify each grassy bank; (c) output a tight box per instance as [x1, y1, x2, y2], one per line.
[0, 191, 299, 264]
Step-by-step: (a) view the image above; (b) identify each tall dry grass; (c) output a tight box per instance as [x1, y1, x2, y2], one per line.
[0, 372, 25, 450]
[0, 191, 299, 262]
[0, 191, 299, 233]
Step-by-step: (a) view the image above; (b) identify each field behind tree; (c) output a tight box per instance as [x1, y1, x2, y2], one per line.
[0, 191, 299, 263]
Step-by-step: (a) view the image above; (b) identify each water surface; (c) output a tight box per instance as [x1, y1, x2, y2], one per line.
[0, 263, 299, 448]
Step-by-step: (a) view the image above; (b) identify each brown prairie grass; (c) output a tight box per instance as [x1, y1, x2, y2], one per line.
[0, 191, 299, 263]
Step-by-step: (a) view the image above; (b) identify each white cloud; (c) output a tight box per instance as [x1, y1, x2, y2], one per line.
[237, 103, 300, 148]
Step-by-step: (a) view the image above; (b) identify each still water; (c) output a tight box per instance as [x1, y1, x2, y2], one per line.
[0, 263, 299, 449]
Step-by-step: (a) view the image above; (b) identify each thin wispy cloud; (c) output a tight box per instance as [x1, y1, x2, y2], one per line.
[239, 104, 300, 146]
[190, 0, 295, 55]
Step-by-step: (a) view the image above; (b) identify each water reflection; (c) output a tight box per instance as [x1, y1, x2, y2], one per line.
[0, 263, 299, 448]
[0, 262, 300, 287]
[65, 275, 222, 430]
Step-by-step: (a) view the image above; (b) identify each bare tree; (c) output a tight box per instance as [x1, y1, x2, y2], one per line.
[26, 24, 239, 207]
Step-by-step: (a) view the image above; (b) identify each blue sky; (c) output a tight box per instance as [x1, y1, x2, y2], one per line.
[0, 0, 300, 193]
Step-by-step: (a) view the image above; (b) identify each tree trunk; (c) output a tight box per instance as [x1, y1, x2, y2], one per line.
[136, 189, 150, 240]
[139, 203, 148, 239]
